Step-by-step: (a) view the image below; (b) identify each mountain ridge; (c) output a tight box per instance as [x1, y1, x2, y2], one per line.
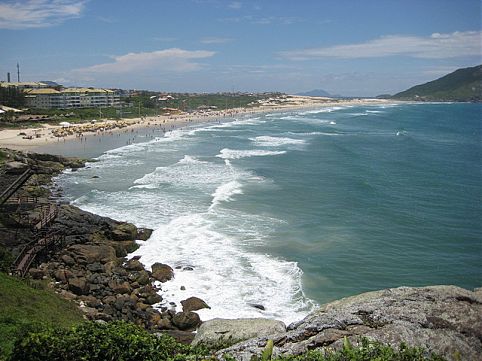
[296, 89, 342, 98]
[392, 65, 482, 102]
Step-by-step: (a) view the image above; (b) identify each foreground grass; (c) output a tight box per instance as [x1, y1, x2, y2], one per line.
[0, 272, 84, 360]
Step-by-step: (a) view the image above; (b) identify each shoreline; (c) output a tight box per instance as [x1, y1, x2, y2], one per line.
[0, 97, 396, 155]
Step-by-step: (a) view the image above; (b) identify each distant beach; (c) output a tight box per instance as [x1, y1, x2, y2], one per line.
[0, 96, 393, 157]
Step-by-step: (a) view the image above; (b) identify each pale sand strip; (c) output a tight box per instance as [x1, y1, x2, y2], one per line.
[0, 97, 394, 152]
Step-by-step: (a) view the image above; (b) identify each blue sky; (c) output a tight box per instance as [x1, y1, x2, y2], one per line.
[0, 0, 480, 96]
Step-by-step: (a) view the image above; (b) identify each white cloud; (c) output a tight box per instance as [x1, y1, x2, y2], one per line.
[228, 1, 242, 10]
[0, 0, 85, 29]
[200, 37, 233, 44]
[280, 31, 482, 60]
[72, 48, 216, 75]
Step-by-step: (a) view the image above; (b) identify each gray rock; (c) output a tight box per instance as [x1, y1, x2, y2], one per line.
[60, 254, 75, 266]
[53, 269, 74, 282]
[193, 318, 286, 349]
[172, 311, 201, 331]
[68, 277, 89, 295]
[135, 270, 151, 285]
[28, 268, 46, 279]
[181, 296, 210, 312]
[86, 262, 105, 273]
[67, 244, 116, 264]
[151, 263, 174, 282]
[218, 286, 482, 361]
[145, 293, 162, 305]
[125, 258, 144, 271]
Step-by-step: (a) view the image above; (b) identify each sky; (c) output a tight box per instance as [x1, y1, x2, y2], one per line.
[0, 0, 480, 96]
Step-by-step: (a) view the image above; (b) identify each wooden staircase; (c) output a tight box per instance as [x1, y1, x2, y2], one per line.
[12, 230, 64, 277]
[0, 169, 33, 205]
[0, 168, 64, 277]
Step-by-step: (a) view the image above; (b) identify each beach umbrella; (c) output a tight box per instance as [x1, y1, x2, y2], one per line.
[59, 121, 71, 127]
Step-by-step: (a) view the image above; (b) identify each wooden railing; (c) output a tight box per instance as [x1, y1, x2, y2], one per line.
[0, 169, 33, 205]
[12, 231, 65, 277]
[33, 204, 59, 231]
[5, 195, 39, 205]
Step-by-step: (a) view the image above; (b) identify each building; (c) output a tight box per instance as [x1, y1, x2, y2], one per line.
[23, 87, 120, 109]
[0, 81, 51, 90]
[24, 88, 63, 109]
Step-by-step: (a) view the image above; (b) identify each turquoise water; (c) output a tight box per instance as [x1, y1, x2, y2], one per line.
[58, 103, 481, 323]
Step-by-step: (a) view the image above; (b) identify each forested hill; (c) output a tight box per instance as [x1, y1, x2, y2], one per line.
[392, 65, 481, 102]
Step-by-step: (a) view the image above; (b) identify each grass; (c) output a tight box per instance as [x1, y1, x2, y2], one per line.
[0, 272, 84, 360]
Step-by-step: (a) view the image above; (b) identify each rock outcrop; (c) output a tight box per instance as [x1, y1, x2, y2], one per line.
[181, 296, 210, 313]
[218, 286, 482, 361]
[193, 318, 286, 349]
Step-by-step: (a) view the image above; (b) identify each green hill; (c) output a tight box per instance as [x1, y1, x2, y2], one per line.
[393, 65, 482, 102]
[0, 272, 84, 359]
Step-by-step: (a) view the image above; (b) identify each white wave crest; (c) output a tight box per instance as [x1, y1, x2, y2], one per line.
[209, 180, 243, 210]
[216, 148, 286, 159]
[177, 155, 205, 165]
[298, 107, 344, 115]
[251, 136, 306, 147]
[133, 156, 239, 190]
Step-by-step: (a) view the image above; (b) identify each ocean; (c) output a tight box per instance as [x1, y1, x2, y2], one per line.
[56, 102, 482, 324]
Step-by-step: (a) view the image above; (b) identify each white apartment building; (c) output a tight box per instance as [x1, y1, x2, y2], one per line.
[24, 87, 120, 109]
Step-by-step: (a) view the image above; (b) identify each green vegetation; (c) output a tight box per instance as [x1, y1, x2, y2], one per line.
[0, 272, 84, 360]
[8, 321, 206, 361]
[148, 92, 281, 112]
[392, 64, 482, 102]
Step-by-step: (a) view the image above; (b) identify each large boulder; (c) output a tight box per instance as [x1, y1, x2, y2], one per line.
[218, 286, 482, 361]
[111, 223, 137, 242]
[68, 277, 89, 295]
[151, 263, 174, 282]
[181, 296, 210, 313]
[193, 318, 286, 348]
[125, 258, 145, 271]
[67, 244, 116, 264]
[172, 311, 201, 331]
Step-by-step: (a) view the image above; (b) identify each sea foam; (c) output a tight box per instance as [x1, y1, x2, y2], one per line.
[129, 211, 315, 324]
[216, 148, 286, 159]
[251, 136, 306, 147]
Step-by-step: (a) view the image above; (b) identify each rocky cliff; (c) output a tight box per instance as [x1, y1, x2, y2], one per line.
[217, 286, 481, 361]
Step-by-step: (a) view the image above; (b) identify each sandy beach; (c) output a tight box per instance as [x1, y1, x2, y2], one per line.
[0, 96, 394, 155]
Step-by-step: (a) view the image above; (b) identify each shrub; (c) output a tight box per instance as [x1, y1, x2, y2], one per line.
[9, 321, 207, 361]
